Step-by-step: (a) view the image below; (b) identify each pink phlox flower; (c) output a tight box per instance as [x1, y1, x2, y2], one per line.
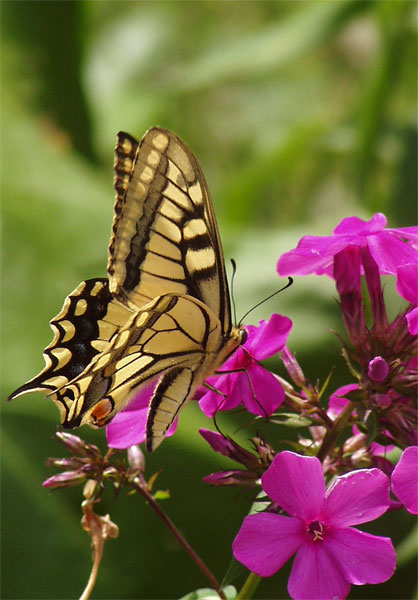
[277, 213, 418, 278]
[106, 380, 177, 449]
[391, 446, 418, 514]
[232, 451, 396, 600]
[199, 313, 292, 418]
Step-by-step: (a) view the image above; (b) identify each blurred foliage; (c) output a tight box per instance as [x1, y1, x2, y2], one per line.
[1, 1, 416, 599]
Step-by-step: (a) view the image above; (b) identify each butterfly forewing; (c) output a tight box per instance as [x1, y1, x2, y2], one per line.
[107, 128, 232, 336]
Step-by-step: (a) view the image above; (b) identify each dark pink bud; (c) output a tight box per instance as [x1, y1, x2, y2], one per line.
[203, 470, 258, 487]
[368, 356, 389, 382]
[199, 429, 259, 469]
[334, 247, 367, 346]
[360, 246, 388, 337]
[373, 393, 391, 409]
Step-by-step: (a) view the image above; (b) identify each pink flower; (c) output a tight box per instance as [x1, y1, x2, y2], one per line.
[233, 451, 396, 600]
[106, 381, 177, 449]
[277, 213, 418, 278]
[391, 446, 418, 514]
[199, 314, 292, 418]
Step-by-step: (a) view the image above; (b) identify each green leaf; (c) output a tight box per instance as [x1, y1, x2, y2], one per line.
[270, 412, 313, 428]
[153, 490, 170, 501]
[365, 411, 380, 445]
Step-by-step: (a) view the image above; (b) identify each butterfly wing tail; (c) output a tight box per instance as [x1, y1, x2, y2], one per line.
[146, 366, 195, 452]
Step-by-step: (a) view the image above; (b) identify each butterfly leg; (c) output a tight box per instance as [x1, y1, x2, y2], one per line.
[214, 367, 269, 420]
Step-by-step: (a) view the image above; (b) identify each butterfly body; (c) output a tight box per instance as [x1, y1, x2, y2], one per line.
[9, 127, 242, 451]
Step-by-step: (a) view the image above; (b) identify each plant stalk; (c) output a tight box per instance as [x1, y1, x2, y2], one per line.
[131, 478, 226, 600]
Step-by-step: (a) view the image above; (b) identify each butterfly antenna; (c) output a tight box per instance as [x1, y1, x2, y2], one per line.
[238, 277, 293, 327]
[230, 258, 238, 326]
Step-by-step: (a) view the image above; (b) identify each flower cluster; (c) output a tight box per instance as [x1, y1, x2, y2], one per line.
[278, 213, 418, 450]
[44, 213, 417, 600]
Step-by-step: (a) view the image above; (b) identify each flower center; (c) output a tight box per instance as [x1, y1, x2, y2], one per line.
[307, 520, 324, 542]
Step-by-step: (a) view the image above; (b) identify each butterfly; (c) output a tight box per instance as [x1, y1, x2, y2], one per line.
[8, 127, 244, 451]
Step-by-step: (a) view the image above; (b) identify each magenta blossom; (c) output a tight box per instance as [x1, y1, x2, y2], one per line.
[233, 451, 396, 600]
[278, 214, 418, 353]
[391, 446, 418, 514]
[277, 213, 418, 279]
[199, 313, 292, 418]
[106, 381, 177, 449]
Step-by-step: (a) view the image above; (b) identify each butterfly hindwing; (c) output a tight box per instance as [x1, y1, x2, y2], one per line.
[7, 279, 133, 420]
[58, 294, 224, 435]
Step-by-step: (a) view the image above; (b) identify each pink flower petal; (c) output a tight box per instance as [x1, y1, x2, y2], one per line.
[406, 307, 418, 335]
[397, 264, 418, 304]
[106, 406, 148, 448]
[324, 527, 396, 585]
[262, 452, 325, 521]
[388, 225, 418, 242]
[391, 446, 418, 514]
[277, 235, 353, 277]
[368, 232, 418, 275]
[242, 365, 284, 416]
[245, 314, 292, 360]
[333, 213, 387, 235]
[288, 541, 350, 600]
[232, 513, 304, 577]
[323, 468, 390, 527]
[198, 374, 238, 417]
[328, 384, 358, 418]
[106, 383, 177, 448]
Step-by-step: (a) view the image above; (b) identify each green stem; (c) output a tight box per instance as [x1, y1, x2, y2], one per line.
[237, 571, 262, 600]
[131, 478, 226, 600]
[316, 400, 356, 463]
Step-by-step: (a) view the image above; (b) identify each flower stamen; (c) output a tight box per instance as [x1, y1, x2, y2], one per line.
[308, 520, 324, 542]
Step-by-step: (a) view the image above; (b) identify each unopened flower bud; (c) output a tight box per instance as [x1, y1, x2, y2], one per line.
[43, 470, 86, 489]
[281, 347, 306, 387]
[368, 356, 389, 382]
[55, 431, 101, 460]
[127, 445, 145, 473]
[203, 470, 258, 487]
[373, 393, 391, 409]
[199, 429, 259, 468]
[45, 457, 82, 469]
[83, 478, 98, 499]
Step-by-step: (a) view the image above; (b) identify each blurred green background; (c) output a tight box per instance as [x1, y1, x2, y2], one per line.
[1, 1, 416, 599]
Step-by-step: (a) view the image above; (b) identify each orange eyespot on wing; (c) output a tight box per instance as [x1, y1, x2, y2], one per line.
[89, 398, 114, 427]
